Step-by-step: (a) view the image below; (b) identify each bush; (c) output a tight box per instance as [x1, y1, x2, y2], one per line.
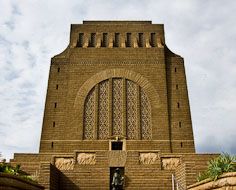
[0, 162, 22, 175]
[197, 153, 236, 181]
[0, 162, 35, 182]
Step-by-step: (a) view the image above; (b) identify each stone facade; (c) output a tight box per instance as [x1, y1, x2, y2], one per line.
[10, 21, 219, 189]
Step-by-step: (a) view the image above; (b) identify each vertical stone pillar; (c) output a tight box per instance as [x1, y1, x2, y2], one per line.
[96, 33, 101, 48]
[120, 33, 126, 48]
[108, 33, 114, 48]
[83, 33, 89, 48]
[145, 32, 151, 48]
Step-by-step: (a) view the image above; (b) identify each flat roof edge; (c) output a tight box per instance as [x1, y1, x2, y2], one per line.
[82, 20, 152, 24]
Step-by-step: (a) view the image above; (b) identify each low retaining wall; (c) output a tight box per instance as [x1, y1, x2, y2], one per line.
[188, 172, 236, 190]
[0, 173, 44, 190]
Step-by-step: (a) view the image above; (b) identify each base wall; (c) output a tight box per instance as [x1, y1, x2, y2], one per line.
[11, 151, 219, 190]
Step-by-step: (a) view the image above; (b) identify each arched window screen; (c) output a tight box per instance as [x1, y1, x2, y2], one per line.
[83, 78, 152, 140]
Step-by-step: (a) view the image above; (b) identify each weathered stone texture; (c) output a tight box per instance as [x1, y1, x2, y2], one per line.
[188, 172, 236, 190]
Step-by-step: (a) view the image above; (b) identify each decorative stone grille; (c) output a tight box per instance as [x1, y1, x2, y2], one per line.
[83, 78, 152, 140]
[84, 87, 95, 139]
[112, 78, 123, 136]
[140, 89, 152, 140]
[126, 80, 138, 139]
[98, 80, 109, 139]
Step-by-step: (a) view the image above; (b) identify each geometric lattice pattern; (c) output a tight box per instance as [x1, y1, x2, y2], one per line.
[83, 78, 152, 140]
[112, 78, 123, 136]
[140, 89, 152, 139]
[84, 87, 96, 139]
[126, 80, 138, 139]
[98, 80, 109, 139]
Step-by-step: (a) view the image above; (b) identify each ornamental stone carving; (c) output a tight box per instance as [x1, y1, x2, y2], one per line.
[112, 78, 123, 136]
[77, 153, 96, 165]
[126, 80, 138, 140]
[98, 80, 109, 139]
[83, 77, 152, 140]
[55, 157, 74, 170]
[84, 87, 96, 140]
[140, 89, 152, 140]
[139, 153, 159, 164]
[162, 158, 180, 170]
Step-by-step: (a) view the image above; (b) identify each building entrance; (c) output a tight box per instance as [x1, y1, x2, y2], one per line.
[110, 167, 125, 190]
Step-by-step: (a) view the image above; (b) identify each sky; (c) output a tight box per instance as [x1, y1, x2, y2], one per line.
[0, 0, 235, 160]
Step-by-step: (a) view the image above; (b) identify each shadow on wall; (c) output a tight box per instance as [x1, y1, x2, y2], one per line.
[124, 175, 131, 188]
[59, 172, 78, 190]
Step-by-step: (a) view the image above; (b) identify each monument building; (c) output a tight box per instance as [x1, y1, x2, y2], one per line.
[10, 21, 218, 189]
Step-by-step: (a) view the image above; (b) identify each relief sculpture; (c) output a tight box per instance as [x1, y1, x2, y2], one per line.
[162, 158, 180, 170]
[77, 153, 96, 165]
[55, 157, 74, 170]
[140, 153, 159, 164]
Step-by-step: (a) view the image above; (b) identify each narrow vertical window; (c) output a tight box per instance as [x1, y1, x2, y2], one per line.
[150, 33, 156, 47]
[175, 67, 177, 72]
[180, 142, 183, 148]
[177, 102, 180, 108]
[51, 142, 54, 148]
[176, 84, 179, 90]
[179, 121, 182, 128]
[56, 84, 58, 90]
[89, 33, 96, 47]
[54, 102, 57, 108]
[53, 121, 55, 127]
[57, 67, 60, 72]
[102, 33, 108, 47]
[114, 33, 120, 47]
[77, 33, 84, 47]
[126, 33, 131, 47]
[138, 33, 144, 47]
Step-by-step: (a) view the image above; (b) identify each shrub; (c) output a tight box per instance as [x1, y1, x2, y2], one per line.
[0, 162, 35, 182]
[197, 153, 236, 181]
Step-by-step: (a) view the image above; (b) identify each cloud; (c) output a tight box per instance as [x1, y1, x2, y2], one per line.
[0, 0, 235, 160]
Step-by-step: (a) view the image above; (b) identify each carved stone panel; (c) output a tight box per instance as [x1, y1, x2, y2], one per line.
[140, 89, 152, 140]
[77, 153, 96, 165]
[126, 80, 138, 139]
[139, 153, 159, 164]
[83, 77, 152, 140]
[162, 158, 180, 170]
[112, 78, 123, 136]
[98, 80, 109, 139]
[55, 157, 74, 170]
[84, 87, 96, 139]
